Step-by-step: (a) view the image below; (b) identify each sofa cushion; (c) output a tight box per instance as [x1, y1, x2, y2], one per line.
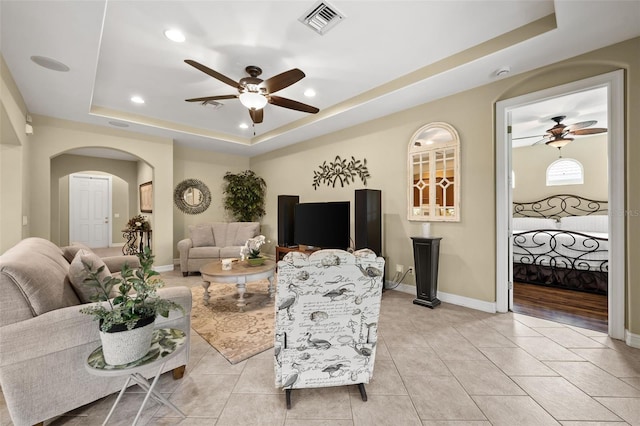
[60, 242, 92, 263]
[68, 249, 112, 303]
[189, 246, 221, 259]
[232, 222, 261, 246]
[220, 246, 242, 258]
[189, 224, 215, 247]
[0, 238, 81, 324]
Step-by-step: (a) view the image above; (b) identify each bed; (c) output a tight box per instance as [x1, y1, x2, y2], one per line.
[512, 194, 608, 295]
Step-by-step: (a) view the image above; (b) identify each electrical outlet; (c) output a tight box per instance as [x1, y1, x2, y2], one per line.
[408, 267, 413, 275]
[396, 264, 404, 273]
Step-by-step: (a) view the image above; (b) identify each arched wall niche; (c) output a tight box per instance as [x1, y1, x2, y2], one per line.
[50, 149, 142, 246]
[29, 116, 174, 267]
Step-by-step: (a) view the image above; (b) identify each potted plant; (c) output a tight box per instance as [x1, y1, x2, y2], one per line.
[240, 235, 267, 266]
[222, 170, 267, 222]
[80, 247, 183, 365]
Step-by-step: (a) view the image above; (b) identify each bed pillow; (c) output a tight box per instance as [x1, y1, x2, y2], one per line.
[559, 215, 608, 233]
[512, 217, 558, 231]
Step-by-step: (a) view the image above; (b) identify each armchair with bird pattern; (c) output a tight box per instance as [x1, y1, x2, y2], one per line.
[274, 249, 385, 408]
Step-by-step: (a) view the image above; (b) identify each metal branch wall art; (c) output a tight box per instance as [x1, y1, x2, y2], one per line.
[312, 156, 370, 190]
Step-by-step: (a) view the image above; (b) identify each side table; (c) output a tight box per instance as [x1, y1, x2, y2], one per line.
[411, 237, 442, 308]
[85, 328, 187, 425]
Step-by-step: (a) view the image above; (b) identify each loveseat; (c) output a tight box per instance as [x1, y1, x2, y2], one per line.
[0, 238, 192, 426]
[177, 222, 260, 276]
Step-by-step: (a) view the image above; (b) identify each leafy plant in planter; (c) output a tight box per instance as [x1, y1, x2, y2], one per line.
[80, 247, 183, 364]
[222, 170, 267, 222]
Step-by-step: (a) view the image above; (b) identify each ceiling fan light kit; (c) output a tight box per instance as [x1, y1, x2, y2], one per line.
[239, 92, 268, 110]
[184, 60, 319, 125]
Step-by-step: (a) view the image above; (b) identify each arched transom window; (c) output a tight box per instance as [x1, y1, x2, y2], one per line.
[546, 158, 584, 186]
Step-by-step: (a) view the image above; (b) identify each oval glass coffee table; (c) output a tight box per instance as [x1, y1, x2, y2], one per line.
[200, 259, 276, 311]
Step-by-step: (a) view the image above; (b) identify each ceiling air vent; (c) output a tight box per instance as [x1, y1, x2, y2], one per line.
[299, 1, 345, 35]
[202, 100, 223, 110]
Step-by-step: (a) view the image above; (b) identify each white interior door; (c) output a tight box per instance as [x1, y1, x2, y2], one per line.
[70, 174, 111, 248]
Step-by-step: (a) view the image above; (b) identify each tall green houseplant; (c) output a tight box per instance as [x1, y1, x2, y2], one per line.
[223, 170, 267, 222]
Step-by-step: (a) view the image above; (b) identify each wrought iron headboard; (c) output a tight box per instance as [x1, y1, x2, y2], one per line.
[513, 194, 608, 220]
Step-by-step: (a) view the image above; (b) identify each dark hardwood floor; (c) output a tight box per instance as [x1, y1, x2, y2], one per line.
[512, 282, 608, 333]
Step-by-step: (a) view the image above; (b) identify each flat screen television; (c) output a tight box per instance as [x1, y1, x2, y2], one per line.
[294, 201, 350, 249]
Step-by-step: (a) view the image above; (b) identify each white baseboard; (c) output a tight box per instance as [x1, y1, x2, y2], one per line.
[437, 291, 496, 313]
[625, 329, 640, 349]
[109, 243, 125, 248]
[384, 281, 497, 313]
[154, 264, 174, 273]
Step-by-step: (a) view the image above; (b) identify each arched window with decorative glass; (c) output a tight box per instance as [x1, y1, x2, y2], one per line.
[408, 122, 460, 221]
[546, 158, 584, 186]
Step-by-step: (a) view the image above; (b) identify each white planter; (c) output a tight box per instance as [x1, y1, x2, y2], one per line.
[99, 317, 155, 365]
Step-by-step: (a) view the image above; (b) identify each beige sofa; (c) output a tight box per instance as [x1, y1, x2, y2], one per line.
[0, 238, 192, 426]
[177, 222, 260, 276]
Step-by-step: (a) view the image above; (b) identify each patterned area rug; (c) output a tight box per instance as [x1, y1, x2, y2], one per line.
[189, 281, 275, 364]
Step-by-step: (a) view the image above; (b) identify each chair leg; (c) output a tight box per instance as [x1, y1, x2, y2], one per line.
[286, 389, 292, 409]
[357, 383, 368, 402]
[172, 365, 186, 379]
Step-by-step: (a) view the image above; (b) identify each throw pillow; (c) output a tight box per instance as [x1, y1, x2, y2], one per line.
[190, 224, 215, 247]
[68, 249, 112, 303]
[61, 242, 92, 263]
[234, 222, 260, 246]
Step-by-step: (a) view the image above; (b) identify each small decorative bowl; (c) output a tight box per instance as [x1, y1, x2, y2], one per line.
[246, 257, 265, 266]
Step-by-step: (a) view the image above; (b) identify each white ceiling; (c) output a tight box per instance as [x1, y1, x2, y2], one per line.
[1, 1, 639, 157]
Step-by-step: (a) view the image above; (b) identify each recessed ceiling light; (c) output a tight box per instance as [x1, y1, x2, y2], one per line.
[164, 29, 185, 43]
[304, 88, 316, 97]
[30, 55, 70, 72]
[131, 96, 145, 104]
[239, 123, 249, 129]
[108, 121, 130, 128]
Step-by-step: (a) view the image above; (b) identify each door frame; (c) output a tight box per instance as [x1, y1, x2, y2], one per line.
[69, 173, 113, 248]
[495, 70, 625, 340]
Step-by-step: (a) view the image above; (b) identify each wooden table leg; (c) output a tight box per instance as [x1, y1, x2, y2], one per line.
[201, 279, 211, 305]
[236, 277, 247, 311]
[267, 275, 275, 299]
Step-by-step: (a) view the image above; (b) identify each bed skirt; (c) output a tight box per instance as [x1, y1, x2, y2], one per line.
[513, 263, 608, 295]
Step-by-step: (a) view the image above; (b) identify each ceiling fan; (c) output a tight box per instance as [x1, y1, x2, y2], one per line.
[184, 60, 319, 124]
[516, 115, 607, 149]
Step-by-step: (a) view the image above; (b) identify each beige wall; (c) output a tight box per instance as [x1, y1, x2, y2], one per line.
[2, 37, 639, 337]
[0, 55, 28, 252]
[252, 37, 639, 335]
[50, 154, 138, 246]
[26, 116, 175, 266]
[513, 133, 608, 201]
[172, 145, 250, 259]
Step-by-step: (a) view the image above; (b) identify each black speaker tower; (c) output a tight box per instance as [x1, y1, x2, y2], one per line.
[355, 189, 382, 255]
[278, 195, 299, 247]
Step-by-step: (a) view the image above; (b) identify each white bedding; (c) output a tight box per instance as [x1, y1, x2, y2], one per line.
[512, 229, 608, 272]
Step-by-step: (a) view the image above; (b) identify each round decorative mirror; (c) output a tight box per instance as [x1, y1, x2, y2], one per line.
[174, 178, 212, 214]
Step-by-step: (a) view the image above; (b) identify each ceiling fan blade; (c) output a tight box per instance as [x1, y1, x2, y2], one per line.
[565, 119, 597, 132]
[185, 94, 238, 102]
[512, 134, 546, 141]
[532, 136, 552, 145]
[249, 108, 264, 124]
[263, 69, 305, 94]
[184, 60, 239, 89]
[269, 95, 319, 113]
[570, 127, 608, 136]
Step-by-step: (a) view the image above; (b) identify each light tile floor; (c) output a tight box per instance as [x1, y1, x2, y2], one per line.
[2, 269, 640, 425]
